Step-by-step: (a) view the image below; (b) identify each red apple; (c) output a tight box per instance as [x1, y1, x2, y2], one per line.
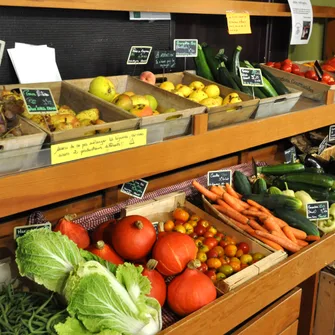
[139, 71, 156, 85]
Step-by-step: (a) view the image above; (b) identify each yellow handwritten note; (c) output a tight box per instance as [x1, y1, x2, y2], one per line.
[51, 129, 147, 165]
[226, 12, 252, 35]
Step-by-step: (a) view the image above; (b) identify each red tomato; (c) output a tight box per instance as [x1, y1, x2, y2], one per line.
[297, 72, 306, 77]
[188, 232, 198, 239]
[203, 237, 218, 250]
[291, 64, 301, 74]
[305, 70, 318, 81]
[198, 262, 208, 272]
[198, 219, 210, 228]
[204, 231, 214, 238]
[281, 58, 292, 66]
[206, 249, 219, 259]
[204, 270, 217, 283]
[281, 64, 292, 72]
[274, 62, 281, 69]
[194, 224, 206, 236]
[236, 242, 250, 254]
[328, 77, 335, 85]
[265, 62, 275, 67]
[322, 73, 332, 82]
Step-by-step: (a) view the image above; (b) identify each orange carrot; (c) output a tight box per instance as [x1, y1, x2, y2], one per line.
[242, 210, 268, 221]
[249, 231, 284, 251]
[296, 239, 309, 247]
[222, 192, 248, 211]
[305, 235, 321, 242]
[225, 183, 241, 199]
[216, 185, 225, 193]
[192, 180, 219, 202]
[283, 226, 298, 244]
[214, 201, 250, 225]
[229, 218, 255, 234]
[262, 216, 286, 238]
[254, 230, 301, 253]
[290, 227, 307, 240]
[271, 216, 288, 229]
[246, 199, 271, 214]
[210, 185, 224, 198]
[248, 219, 268, 233]
[271, 230, 291, 242]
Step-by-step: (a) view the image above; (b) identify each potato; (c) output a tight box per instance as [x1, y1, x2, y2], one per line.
[95, 119, 110, 134]
[76, 108, 99, 122]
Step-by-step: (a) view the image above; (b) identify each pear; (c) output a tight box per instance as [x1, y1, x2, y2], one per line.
[189, 81, 205, 91]
[159, 81, 175, 92]
[89, 76, 116, 102]
[189, 89, 208, 103]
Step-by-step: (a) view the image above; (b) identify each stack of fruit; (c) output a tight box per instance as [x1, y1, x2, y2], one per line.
[158, 80, 242, 108]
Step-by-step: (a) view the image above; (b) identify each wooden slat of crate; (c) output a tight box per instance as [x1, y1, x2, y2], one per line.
[123, 191, 287, 294]
[4, 81, 138, 143]
[160, 71, 259, 130]
[261, 65, 335, 104]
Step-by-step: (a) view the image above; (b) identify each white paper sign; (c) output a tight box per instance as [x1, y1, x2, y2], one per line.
[288, 0, 313, 45]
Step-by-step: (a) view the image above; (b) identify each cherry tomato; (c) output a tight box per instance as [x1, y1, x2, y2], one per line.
[187, 220, 198, 228]
[204, 231, 214, 238]
[203, 237, 218, 250]
[218, 264, 233, 277]
[219, 256, 230, 265]
[207, 257, 222, 269]
[281, 58, 292, 66]
[220, 236, 236, 248]
[230, 261, 241, 273]
[194, 224, 206, 236]
[212, 246, 224, 257]
[291, 64, 301, 74]
[236, 249, 244, 258]
[194, 238, 203, 247]
[189, 232, 198, 239]
[204, 270, 217, 283]
[198, 244, 209, 253]
[207, 226, 217, 235]
[198, 219, 210, 228]
[174, 219, 185, 225]
[230, 257, 241, 264]
[190, 214, 200, 222]
[215, 232, 225, 240]
[240, 254, 253, 265]
[207, 249, 219, 259]
[173, 208, 190, 222]
[305, 70, 318, 81]
[265, 62, 275, 67]
[216, 272, 227, 281]
[164, 220, 174, 232]
[253, 252, 265, 262]
[224, 244, 237, 257]
[274, 62, 282, 69]
[281, 64, 292, 73]
[198, 262, 208, 272]
[183, 223, 194, 234]
[174, 224, 186, 234]
[322, 73, 332, 82]
[328, 77, 335, 85]
[237, 242, 250, 254]
[196, 251, 207, 263]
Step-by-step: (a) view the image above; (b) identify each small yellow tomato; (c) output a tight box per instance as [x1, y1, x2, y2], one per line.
[174, 224, 186, 234]
[190, 214, 200, 222]
[194, 239, 203, 247]
[207, 257, 222, 269]
[196, 252, 207, 263]
[230, 257, 241, 264]
[207, 226, 217, 235]
[198, 244, 210, 253]
[183, 223, 194, 234]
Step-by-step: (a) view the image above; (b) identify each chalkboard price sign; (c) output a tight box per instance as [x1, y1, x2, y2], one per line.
[154, 50, 176, 69]
[284, 146, 297, 164]
[239, 67, 264, 87]
[318, 135, 331, 155]
[20, 88, 58, 114]
[207, 170, 232, 186]
[173, 39, 198, 58]
[127, 46, 152, 65]
[120, 179, 149, 199]
[306, 201, 329, 220]
[328, 125, 335, 143]
[14, 223, 52, 239]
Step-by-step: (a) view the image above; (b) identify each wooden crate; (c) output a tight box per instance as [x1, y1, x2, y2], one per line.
[157, 71, 259, 130]
[4, 81, 138, 143]
[261, 65, 335, 104]
[123, 191, 287, 294]
[0, 116, 47, 175]
[66, 75, 206, 143]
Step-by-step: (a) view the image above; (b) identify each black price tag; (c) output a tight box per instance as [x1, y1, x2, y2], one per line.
[120, 179, 149, 199]
[173, 39, 198, 58]
[20, 88, 57, 114]
[284, 146, 297, 164]
[239, 67, 264, 87]
[154, 50, 176, 69]
[306, 201, 329, 220]
[14, 223, 52, 239]
[207, 170, 232, 186]
[318, 135, 332, 155]
[329, 125, 335, 143]
[314, 60, 323, 80]
[127, 46, 152, 65]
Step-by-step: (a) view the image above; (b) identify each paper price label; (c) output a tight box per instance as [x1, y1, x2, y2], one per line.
[226, 12, 252, 35]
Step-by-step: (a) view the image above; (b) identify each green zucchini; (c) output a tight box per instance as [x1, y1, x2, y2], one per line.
[253, 178, 267, 194]
[272, 179, 329, 201]
[242, 194, 302, 211]
[201, 43, 220, 82]
[259, 65, 290, 95]
[279, 173, 335, 189]
[215, 49, 228, 64]
[268, 186, 282, 195]
[273, 208, 320, 237]
[256, 163, 305, 176]
[253, 87, 267, 99]
[194, 44, 215, 81]
[233, 171, 252, 195]
[231, 45, 242, 77]
[230, 73, 253, 95]
[218, 62, 240, 91]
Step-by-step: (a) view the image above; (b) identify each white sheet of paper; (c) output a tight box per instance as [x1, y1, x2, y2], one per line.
[7, 44, 61, 84]
[288, 0, 313, 45]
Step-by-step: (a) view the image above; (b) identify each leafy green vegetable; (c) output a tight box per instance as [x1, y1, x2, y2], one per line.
[65, 261, 162, 335]
[16, 229, 83, 294]
[80, 249, 117, 274]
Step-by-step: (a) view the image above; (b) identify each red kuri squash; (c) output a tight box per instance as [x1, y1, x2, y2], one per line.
[86, 240, 124, 265]
[167, 259, 217, 316]
[152, 232, 197, 276]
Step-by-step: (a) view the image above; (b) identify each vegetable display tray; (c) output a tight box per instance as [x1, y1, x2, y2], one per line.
[4, 81, 138, 143]
[157, 71, 259, 130]
[66, 75, 206, 143]
[124, 191, 287, 295]
[261, 64, 335, 105]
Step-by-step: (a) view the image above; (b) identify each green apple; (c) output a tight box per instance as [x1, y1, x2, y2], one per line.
[113, 94, 133, 111]
[145, 95, 158, 110]
[89, 76, 116, 102]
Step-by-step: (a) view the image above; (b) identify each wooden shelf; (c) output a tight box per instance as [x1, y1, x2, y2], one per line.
[1, 0, 335, 18]
[1, 101, 334, 218]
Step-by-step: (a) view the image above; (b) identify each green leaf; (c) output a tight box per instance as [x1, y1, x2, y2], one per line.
[15, 229, 83, 294]
[80, 249, 117, 275]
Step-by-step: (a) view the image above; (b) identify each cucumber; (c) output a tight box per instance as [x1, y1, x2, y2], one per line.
[194, 44, 215, 81]
[256, 163, 305, 176]
[268, 186, 282, 195]
[242, 194, 302, 211]
[272, 179, 329, 201]
[230, 73, 253, 95]
[201, 43, 220, 82]
[231, 45, 242, 77]
[233, 171, 252, 195]
[279, 173, 335, 189]
[218, 62, 240, 91]
[253, 87, 267, 99]
[273, 208, 320, 237]
[253, 178, 267, 194]
[257, 65, 290, 95]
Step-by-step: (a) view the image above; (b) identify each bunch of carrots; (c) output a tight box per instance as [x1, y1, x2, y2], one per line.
[192, 180, 320, 253]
